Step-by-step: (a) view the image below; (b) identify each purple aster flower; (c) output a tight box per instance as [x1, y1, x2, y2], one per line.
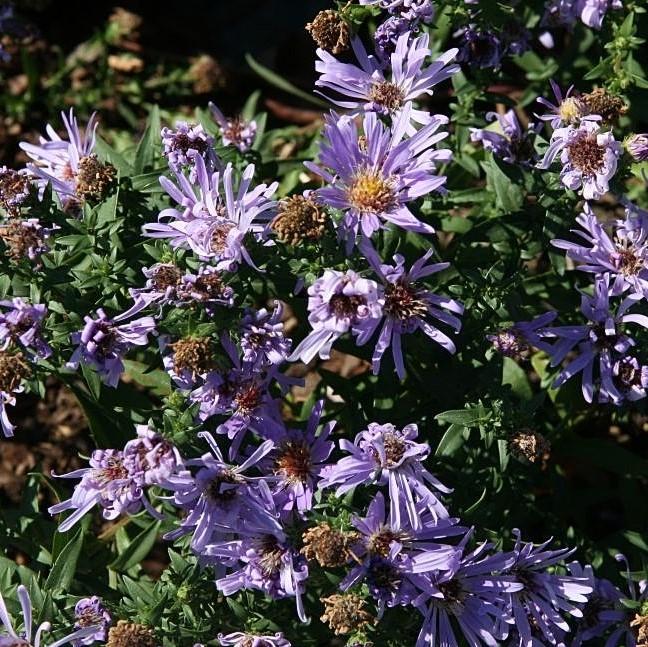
[0, 298, 51, 358]
[552, 204, 648, 299]
[66, 308, 156, 388]
[122, 424, 182, 487]
[259, 400, 334, 515]
[415, 535, 523, 647]
[208, 498, 309, 622]
[578, 0, 622, 29]
[143, 154, 277, 271]
[239, 302, 291, 371]
[373, 16, 411, 62]
[567, 563, 624, 646]
[209, 103, 258, 153]
[162, 432, 279, 552]
[0, 350, 30, 438]
[72, 596, 111, 646]
[307, 107, 450, 251]
[626, 133, 648, 162]
[360, 0, 434, 22]
[470, 110, 536, 165]
[358, 243, 463, 378]
[161, 121, 217, 175]
[218, 631, 290, 647]
[535, 81, 591, 129]
[605, 355, 648, 403]
[0, 218, 53, 262]
[0, 584, 99, 647]
[541, 275, 648, 403]
[539, 120, 621, 200]
[320, 422, 451, 529]
[49, 449, 143, 532]
[505, 530, 593, 647]
[315, 32, 459, 133]
[19, 110, 114, 211]
[177, 265, 235, 311]
[0, 166, 32, 215]
[118, 263, 185, 319]
[502, 20, 531, 56]
[288, 269, 384, 364]
[456, 26, 504, 69]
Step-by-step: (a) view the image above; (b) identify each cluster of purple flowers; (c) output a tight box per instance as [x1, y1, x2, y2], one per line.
[542, 0, 622, 31]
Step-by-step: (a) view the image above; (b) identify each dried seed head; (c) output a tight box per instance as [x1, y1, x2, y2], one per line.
[0, 168, 31, 215]
[301, 522, 355, 567]
[0, 220, 47, 261]
[320, 593, 374, 635]
[106, 620, 156, 647]
[271, 195, 329, 245]
[306, 10, 350, 55]
[189, 54, 225, 94]
[171, 337, 217, 377]
[582, 88, 627, 123]
[631, 614, 648, 647]
[508, 429, 550, 465]
[0, 351, 30, 393]
[76, 155, 116, 201]
[151, 264, 182, 291]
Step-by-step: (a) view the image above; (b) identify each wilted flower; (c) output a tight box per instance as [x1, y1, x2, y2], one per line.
[582, 87, 627, 123]
[306, 9, 350, 55]
[508, 429, 551, 465]
[20, 110, 115, 210]
[626, 133, 648, 162]
[539, 119, 621, 200]
[359, 244, 463, 378]
[0, 349, 31, 438]
[0, 584, 99, 647]
[307, 107, 450, 251]
[209, 103, 257, 153]
[301, 522, 355, 567]
[320, 422, 451, 528]
[161, 335, 220, 390]
[67, 309, 156, 388]
[320, 594, 375, 635]
[470, 110, 536, 165]
[288, 269, 384, 364]
[315, 32, 459, 133]
[73, 596, 111, 646]
[0, 166, 31, 215]
[0, 298, 51, 358]
[105, 621, 156, 647]
[143, 155, 276, 270]
[161, 121, 217, 175]
[271, 193, 329, 246]
[0, 218, 52, 261]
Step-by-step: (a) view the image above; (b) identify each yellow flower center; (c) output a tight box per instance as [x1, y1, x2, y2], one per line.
[347, 170, 395, 215]
[558, 97, 584, 124]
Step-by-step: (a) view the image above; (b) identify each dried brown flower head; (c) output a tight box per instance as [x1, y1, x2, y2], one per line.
[271, 194, 329, 246]
[306, 10, 350, 55]
[301, 522, 356, 568]
[106, 621, 156, 647]
[320, 593, 375, 635]
[582, 88, 628, 123]
[508, 429, 551, 465]
[75, 155, 116, 201]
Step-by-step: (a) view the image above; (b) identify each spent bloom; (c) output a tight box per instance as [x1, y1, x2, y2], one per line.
[315, 31, 459, 133]
[0, 585, 99, 647]
[308, 107, 450, 251]
[288, 269, 384, 364]
[320, 422, 451, 529]
[0, 298, 51, 359]
[541, 276, 648, 403]
[19, 109, 115, 210]
[359, 243, 464, 378]
[0, 350, 31, 438]
[143, 154, 276, 270]
[0, 166, 31, 215]
[72, 597, 111, 646]
[209, 103, 257, 152]
[161, 121, 217, 175]
[470, 110, 536, 165]
[66, 308, 156, 388]
[0, 218, 52, 262]
[539, 120, 621, 200]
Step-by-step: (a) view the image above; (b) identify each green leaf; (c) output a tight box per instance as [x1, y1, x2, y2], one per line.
[109, 519, 162, 572]
[435, 424, 466, 456]
[464, 487, 487, 514]
[134, 105, 161, 174]
[502, 357, 533, 400]
[245, 53, 328, 108]
[485, 156, 524, 212]
[435, 405, 488, 427]
[123, 359, 172, 396]
[45, 526, 84, 592]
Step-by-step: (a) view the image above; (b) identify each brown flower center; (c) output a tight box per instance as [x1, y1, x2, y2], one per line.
[384, 282, 428, 322]
[0, 351, 30, 393]
[566, 133, 605, 177]
[152, 264, 182, 291]
[210, 222, 236, 254]
[367, 526, 405, 557]
[328, 293, 367, 320]
[169, 132, 207, 156]
[275, 439, 312, 483]
[170, 337, 217, 377]
[76, 155, 116, 201]
[207, 471, 242, 502]
[368, 81, 405, 112]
